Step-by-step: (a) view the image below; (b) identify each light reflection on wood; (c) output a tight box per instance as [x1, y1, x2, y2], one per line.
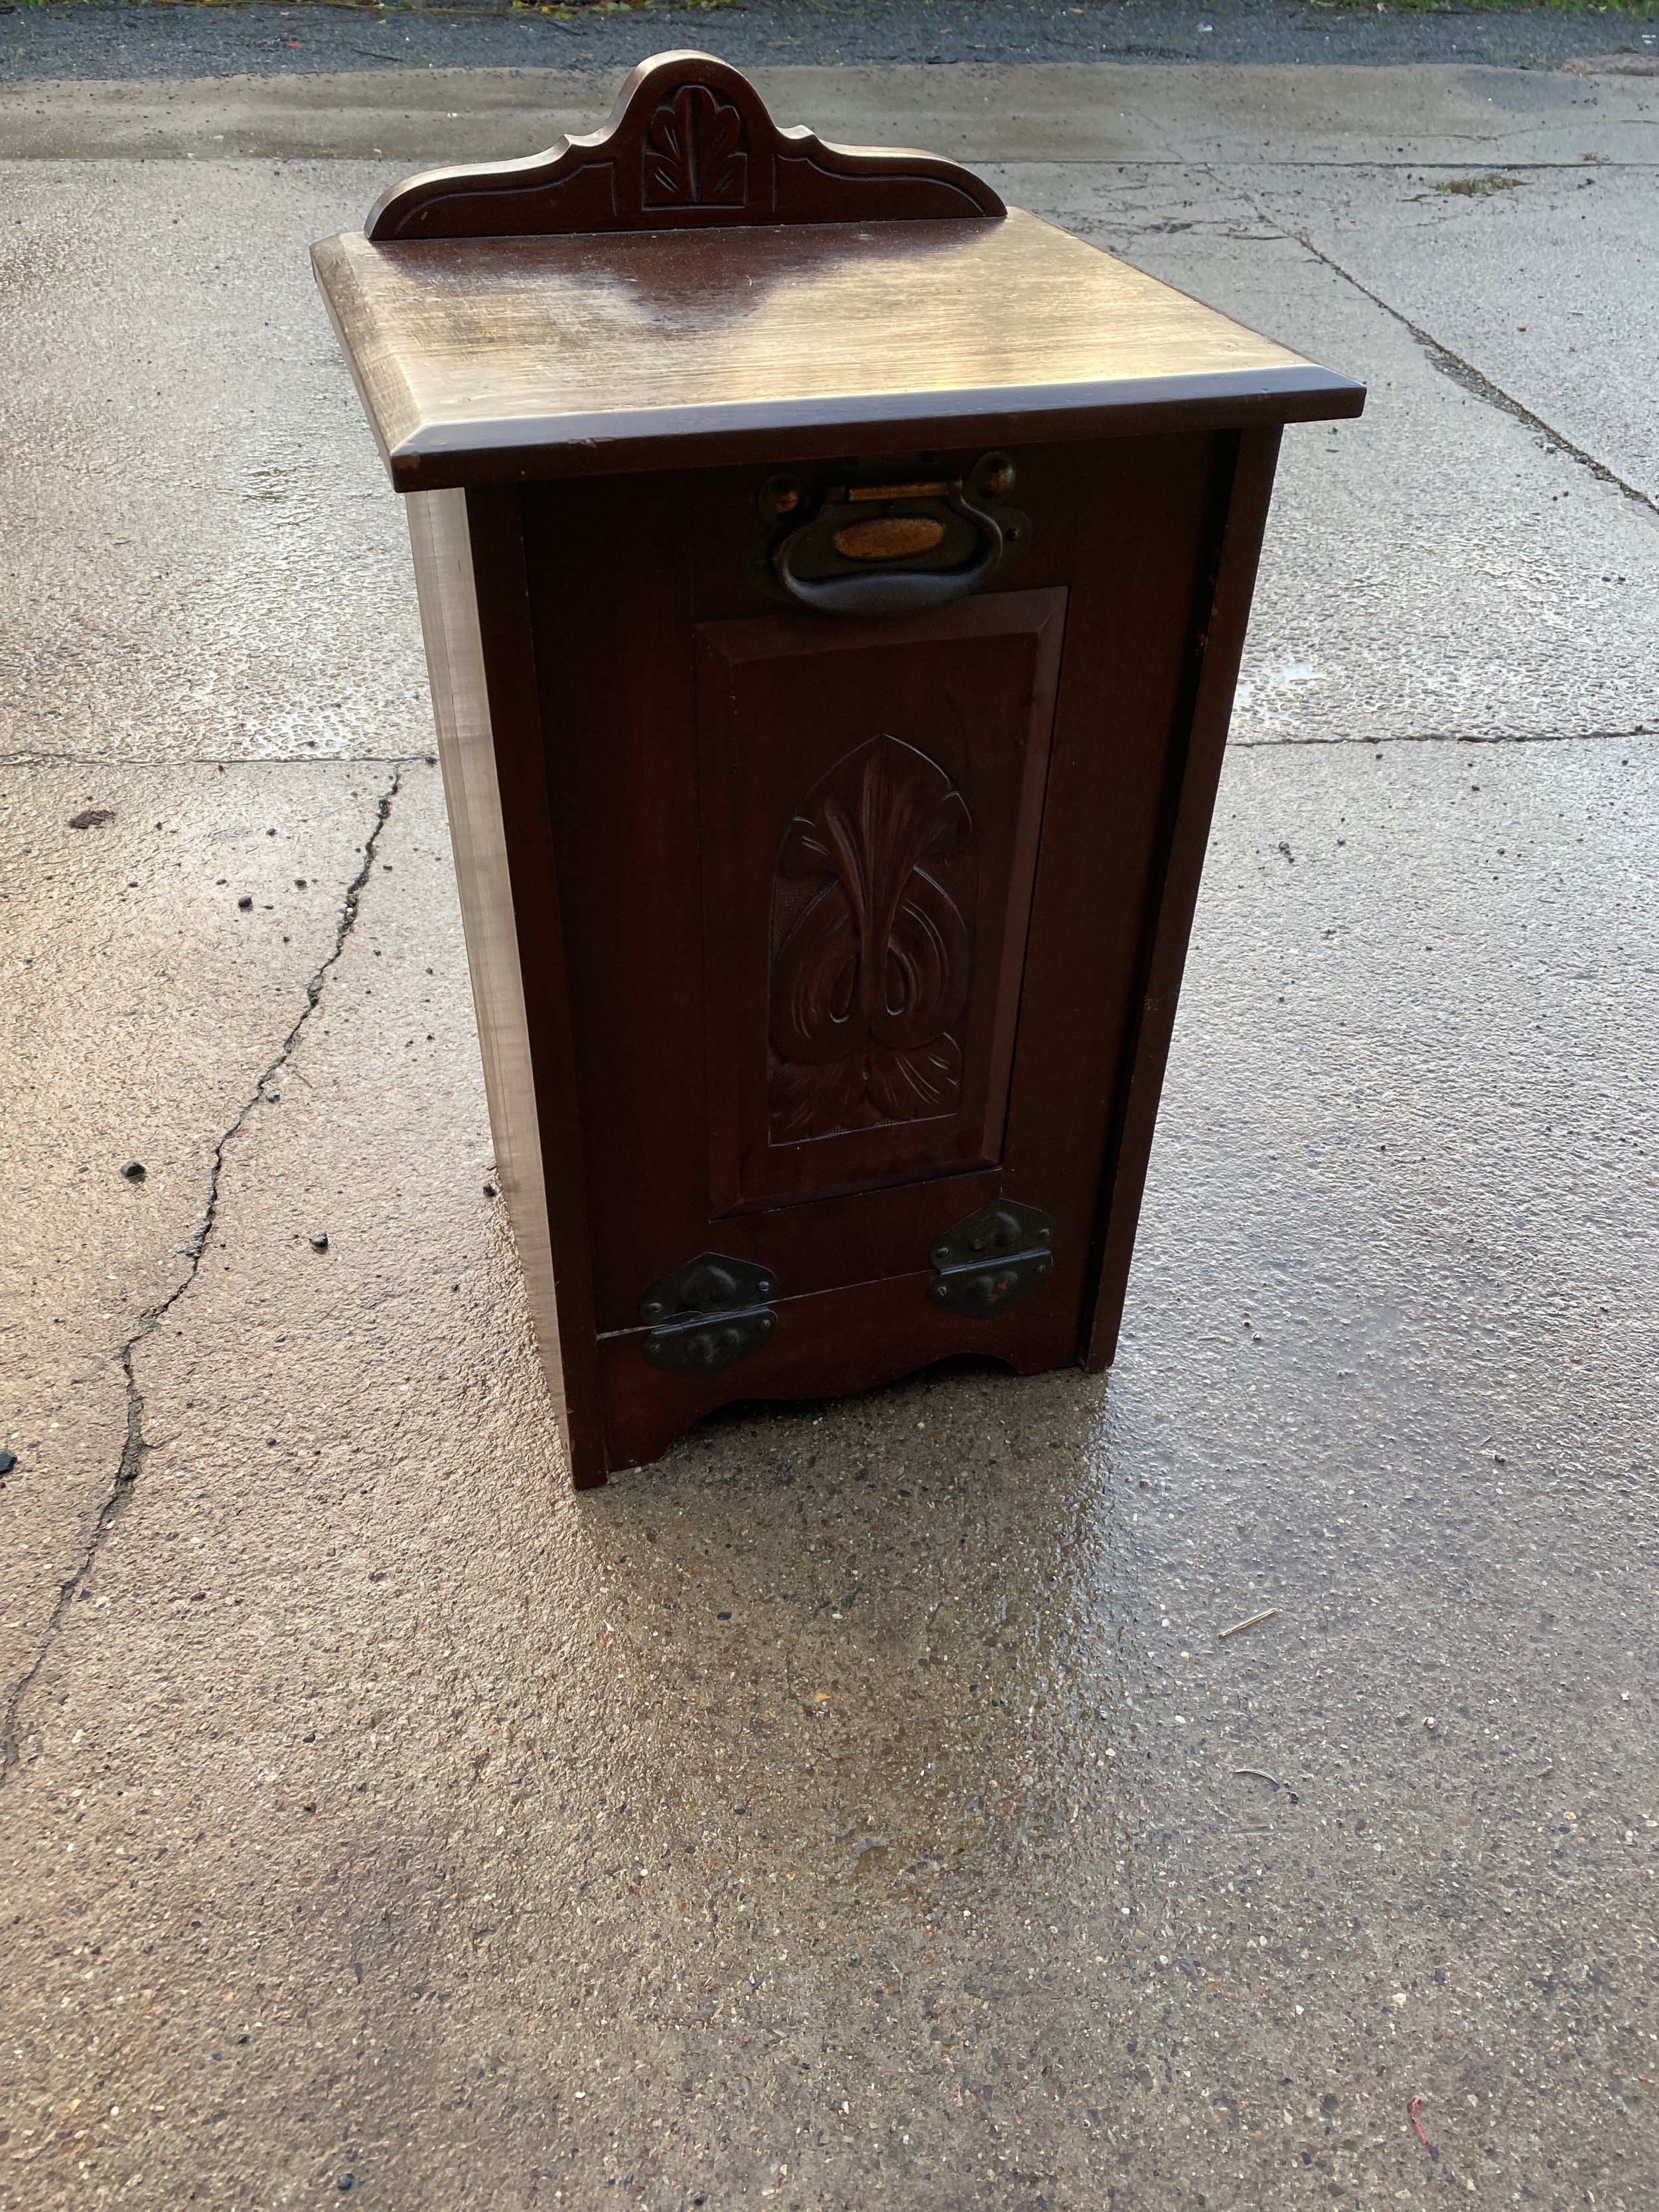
[314, 207, 1361, 484]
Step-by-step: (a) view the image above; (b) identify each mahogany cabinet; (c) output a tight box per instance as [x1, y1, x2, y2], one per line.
[315, 52, 1364, 1485]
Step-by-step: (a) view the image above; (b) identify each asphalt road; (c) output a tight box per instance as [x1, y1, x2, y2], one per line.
[3, 0, 1656, 80]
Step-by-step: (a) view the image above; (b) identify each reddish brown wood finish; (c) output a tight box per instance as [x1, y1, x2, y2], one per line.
[600, 1268, 1067, 1476]
[367, 50, 1004, 242]
[1085, 427, 1283, 1370]
[484, 435, 1235, 1477]
[693, 591, 1064, 1213]
[463, 489, 611, 1484]
[318, 59, 1364, 1485]
[314, 211, 1363, 492]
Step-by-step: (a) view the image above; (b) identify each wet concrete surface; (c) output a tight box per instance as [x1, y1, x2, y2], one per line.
[0, 163, 428, 765]
[6, 60, 1658, 163]
[2, 56, 1658, 2212]
[3, 742, 1654, 2211]
[1003, 159, 1659, 740]
[1230, 162, 1659, 510]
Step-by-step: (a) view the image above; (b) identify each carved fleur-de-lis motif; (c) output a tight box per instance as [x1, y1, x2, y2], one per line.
[642, 84, 749, 210]
[769, 737, 975, 1143]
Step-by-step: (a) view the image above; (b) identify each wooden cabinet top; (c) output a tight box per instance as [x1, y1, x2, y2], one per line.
[313, 53, 1362, 489]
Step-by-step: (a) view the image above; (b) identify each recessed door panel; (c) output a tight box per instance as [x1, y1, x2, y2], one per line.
[695, 589, 1066, 1219]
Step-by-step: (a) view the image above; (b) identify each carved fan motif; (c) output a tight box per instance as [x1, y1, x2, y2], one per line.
[769, 737, 975, 1143]
[363, 50, 1005, 240]
[643, 84, 749, 209]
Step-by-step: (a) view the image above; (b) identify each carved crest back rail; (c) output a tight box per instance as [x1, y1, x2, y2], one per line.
[315, 52, 1364, 1485]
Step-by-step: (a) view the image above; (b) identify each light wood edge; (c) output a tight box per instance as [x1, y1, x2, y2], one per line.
[405, 488, 572, 1463]
[378, 372, 1362, 488]
[312, 234, 422, 473]
[1084, 425, 1285, 1370]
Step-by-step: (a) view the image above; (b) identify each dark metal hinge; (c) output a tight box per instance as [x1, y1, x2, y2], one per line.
[928, 1199, 1054, 1319]
[638, 1252, 779, 1376]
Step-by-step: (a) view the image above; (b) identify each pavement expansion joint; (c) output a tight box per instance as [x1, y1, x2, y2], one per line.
[0, 753, 430, 769]
[1016, 158, 1659, 171]
[0, 759, 410, 1783]
[1285, 223, 1659, 523]
[1234, 724, 1654, 750]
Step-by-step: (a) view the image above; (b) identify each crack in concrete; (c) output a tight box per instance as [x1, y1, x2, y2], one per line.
[1279, 221, 1659, 521]
[1235, 724, 1653, 750]
[0, 763, 405, 1782]
[1168, 179, 1659, 751]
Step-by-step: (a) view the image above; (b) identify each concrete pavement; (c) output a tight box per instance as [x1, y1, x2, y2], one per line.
[4, 58, 1659, 162]
[1, 58, 1656, 2212]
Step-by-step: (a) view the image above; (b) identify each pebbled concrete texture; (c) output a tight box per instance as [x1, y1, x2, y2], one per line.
[1, 52, 1657, 2212]
[3, 725, 1655, 2211]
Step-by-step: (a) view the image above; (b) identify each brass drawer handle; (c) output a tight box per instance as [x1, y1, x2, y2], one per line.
[833, 515, 947, 561]
[747, 453, 1027, 619]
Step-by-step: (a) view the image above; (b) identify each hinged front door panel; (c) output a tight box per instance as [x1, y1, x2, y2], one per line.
[522, 433, 1231, 1473]
[695, 590, 1064, 1220]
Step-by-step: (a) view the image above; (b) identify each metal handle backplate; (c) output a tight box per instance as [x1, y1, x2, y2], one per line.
[743, 453, 1028, 619]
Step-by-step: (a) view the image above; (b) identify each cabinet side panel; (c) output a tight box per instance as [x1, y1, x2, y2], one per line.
[1086, 427, 1283, 1368]
[405, 488, 569, 1447]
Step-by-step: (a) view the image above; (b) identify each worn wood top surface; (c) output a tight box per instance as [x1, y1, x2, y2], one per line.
[314, 208, 1363, 486]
